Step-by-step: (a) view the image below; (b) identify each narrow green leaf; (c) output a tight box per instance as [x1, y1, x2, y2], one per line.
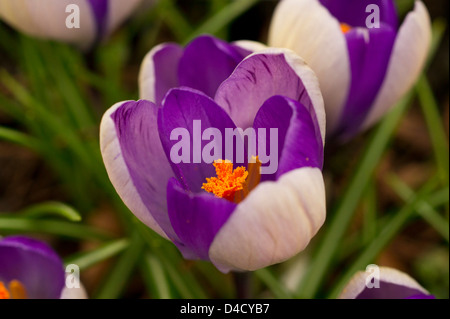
[0, 216, 112, 241]
[0, 126, 43, 152]
[387, 174, 449, 242]
[416, 75, 449, 184]
[20, 201, 82, 222]
[255, 268, 292, 299]
[362, 182, 378, 245]
[137, 223, 207, 299]
[95, 234, 145, 299]
[329, 178, 441, 298]
[157, 0, 193, 42]
[140, 253, 172, 299]
[65, 239, 130, 270]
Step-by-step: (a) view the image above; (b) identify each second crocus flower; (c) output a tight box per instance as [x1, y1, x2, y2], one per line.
[0, 236, 87, 299]
[339, 267, 435, 299]
[269, 0, 432, 140]
[101, 35, 327, 272]
[0, 0, 144, 49]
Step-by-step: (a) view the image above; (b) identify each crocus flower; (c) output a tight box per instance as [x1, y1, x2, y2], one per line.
[100, 35, 327, 272]
[339, 266, 435, 299]
[0, 0, 143, 49]
[269, 0, 432, 140]
[0, 236, 87, 299]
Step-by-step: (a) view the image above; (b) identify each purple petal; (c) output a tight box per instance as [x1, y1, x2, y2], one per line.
[111, 100, 180, 242]
[158, 87, 240, 193]
[253, 96, 323, 182]
[167, 178, 237, 260]
[335, 26, 396, 139]
[153, 44, 184, 105]
[406, 294, 436, 299]
[87, 0, 109, 38]
[215, 53, 316, 131]
[0, 236, 65, 299]
[319, 0, 398, 29]
[356, 281, 432, 299]
[178, 35, 247, 98]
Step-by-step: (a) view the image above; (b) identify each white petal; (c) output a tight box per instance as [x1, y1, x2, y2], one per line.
[209, 167, 326, 272]
[339, 267, 429, 299]
[362, 1, 432, 130]
[268, 0, 350, 134]
[99, 101, 169, 239]
[232, 40, 268, 53]
[139, 43, 168, 102]
[0, 0, 96, 48]
[60, 282, 88, 299]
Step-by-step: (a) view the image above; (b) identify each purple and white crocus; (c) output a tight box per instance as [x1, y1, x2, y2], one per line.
[269, 0, 432, 140]
[0, 0, 143, 49]
[339, 267, 435, 299]
[0, 236, 87, 299]
[100, 35, 327, 272]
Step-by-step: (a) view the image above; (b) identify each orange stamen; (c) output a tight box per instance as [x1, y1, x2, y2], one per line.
[340, 23, 352, 34]
[202, 157, 261, 203]
[0, 281, 11, 300]
[0, 280, 28, 300]
[9, 280, 28, 299]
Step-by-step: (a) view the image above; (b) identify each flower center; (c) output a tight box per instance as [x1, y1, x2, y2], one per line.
[340, 23, 352, 33]
[0, 280, 28, 299]
[202, 157, 261, 204]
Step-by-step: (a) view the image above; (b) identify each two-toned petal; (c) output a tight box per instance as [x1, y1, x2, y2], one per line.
[0, 0, 97, 47]
[319, 0, 398, 29]
[363, 1, 432, 130]
[334, 25, 396, 138]
[139, 35, 253, 104]
[215, 49, 326, 144]
[100, 100, 175, 241]
[268, 0, 350, 133]
[139, 43, 184, 103]
[339, 267, 434, 299]
[0, 0, 143, 48]
[209, 167, 326, 272]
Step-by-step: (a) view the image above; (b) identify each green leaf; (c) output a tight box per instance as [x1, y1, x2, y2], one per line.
[387, 174, 449, 242]
[362, 182, 378, 245]
[0, 216, 112, 241]
[0, 126, 43, 153]
[64, 239, 130, 271]
[140, 253, 172, 299]
[95, 233, 145, 299]
[137, 223, 207, 299]
[328, 177, 442, 298]
[19, 201, 82, 222]
[416, 75, 449, 184]
[156, 0, 193, 42]
[255, 268, 292, 299]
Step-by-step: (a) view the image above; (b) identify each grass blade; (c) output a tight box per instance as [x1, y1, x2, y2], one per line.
[65, 239, 130, 271]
